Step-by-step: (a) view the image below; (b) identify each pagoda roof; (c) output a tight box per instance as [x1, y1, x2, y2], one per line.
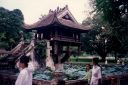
[24, 5, 91, 31]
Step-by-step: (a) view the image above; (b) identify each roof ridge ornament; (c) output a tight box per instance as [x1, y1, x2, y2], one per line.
[65, 5, 68, 9]
[62, 5, 68, 10]
[57, 6, 60, 12]
[49, 9, 52, 13]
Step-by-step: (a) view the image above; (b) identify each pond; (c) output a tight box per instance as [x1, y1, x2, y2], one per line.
[32, 64, 128, 80]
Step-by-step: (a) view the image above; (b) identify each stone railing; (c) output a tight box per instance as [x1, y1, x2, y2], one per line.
[0, 72, 128, 85]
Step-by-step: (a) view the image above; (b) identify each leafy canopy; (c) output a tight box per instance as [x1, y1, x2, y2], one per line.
[0, 7, 24, 50]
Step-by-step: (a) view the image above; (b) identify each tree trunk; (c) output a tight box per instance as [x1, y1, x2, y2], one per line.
[114, 51, 117, 61]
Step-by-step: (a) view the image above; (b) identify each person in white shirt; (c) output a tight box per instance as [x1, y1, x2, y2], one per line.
[90, 57, 102, 85]
[15, 55, 35, 85]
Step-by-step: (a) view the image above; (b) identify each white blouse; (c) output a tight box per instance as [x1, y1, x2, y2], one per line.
[15, 61, 36, 85]
[90, 65, 102, 85]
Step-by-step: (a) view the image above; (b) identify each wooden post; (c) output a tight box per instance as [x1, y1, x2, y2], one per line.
[111, 77, 117, 85]
[53, 41, 59, 70]
[55, 30, 58, 38]
[78, 45, 81, 55]
[46, 40, 51, 58]
[58, 44, 63, 63]
[54, 41, 58, 55]
[67, 45, 70, 53]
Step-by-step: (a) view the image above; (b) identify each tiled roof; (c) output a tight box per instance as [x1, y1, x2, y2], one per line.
[24, 6, 90, 31]
[58, 18, 90, 30]
[0, 49, 10, 54]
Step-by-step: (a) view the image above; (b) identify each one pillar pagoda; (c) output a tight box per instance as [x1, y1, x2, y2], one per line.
[25, 5, 89, 68]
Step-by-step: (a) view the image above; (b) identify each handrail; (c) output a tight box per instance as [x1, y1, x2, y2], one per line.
[52, 35, 80, 42]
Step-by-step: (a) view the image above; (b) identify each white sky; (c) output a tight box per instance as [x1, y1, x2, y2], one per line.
[0, 0, 92, 24]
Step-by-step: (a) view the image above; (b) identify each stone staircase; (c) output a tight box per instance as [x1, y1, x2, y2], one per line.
[0, 43, 29, 71]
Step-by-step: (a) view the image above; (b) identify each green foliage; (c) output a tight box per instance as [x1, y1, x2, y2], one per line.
[91, 0, 128, 51]
[24, 32, 32, 41]
[81, 15, 102, 54]
[35, 40, 47, 66]
[0, 7, 24, 50]
[33, 68, 53, 80]
[35, 40, 47, 58]
[89, 0, 128, 59]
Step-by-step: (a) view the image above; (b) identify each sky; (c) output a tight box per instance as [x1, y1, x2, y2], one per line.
[0, 0, 92, 24]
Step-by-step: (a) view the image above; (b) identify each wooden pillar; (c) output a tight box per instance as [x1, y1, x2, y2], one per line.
[55, 30, 58, 38]
[33, 32, 36, 40]
[50, 31, 52, 39]
[32, 30, 37, 40]
[78, 33, 80, 42]
[37, 33, 39, 40]
[53, 41, 59, 64]
[46, 40, 51, 58]
[37, 33, 42, 40]
[53, 41, 62, 71]
[56, 44, 64, 72]
[67, 45, 70, 53]
[66, 45, 70, 59]
[74, 33, 76, 41]
[78, 45, 81, 55]
[58, 44, 63, 63]
[54, 41, 58, 55]
[41, 33, 43, 40]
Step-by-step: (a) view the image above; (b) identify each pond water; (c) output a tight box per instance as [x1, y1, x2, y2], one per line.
[33, 64, 128, 80]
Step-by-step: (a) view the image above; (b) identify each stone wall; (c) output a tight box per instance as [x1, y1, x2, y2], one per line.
[0, 72, 128, 85]
[0, 73, 51, 85]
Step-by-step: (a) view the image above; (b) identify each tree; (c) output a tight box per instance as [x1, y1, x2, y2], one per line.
[81, 14, 103, 54]
[91, 0, 128, 59]
[82, 11, 120, 61]
[0, 7, 24, 50]
[35, 40, 47, 67]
